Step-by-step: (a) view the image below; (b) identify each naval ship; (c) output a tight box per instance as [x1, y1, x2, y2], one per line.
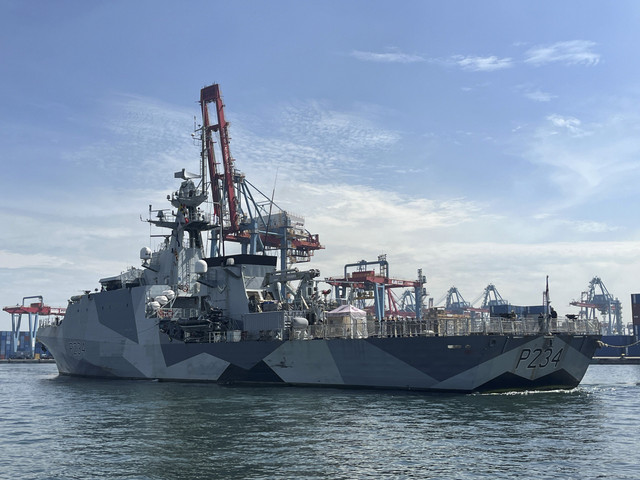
[37, 84, 601, 393]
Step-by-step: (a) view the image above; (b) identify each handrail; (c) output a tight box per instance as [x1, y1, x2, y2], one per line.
[305, 316, 600, 340]
[39, 311, 600, 342]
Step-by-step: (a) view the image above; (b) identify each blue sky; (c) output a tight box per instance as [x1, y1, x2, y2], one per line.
[2, 1, 640, 330]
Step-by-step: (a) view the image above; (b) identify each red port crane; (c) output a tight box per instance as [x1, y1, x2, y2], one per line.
[200, 84, 240, 233]
[198, 84, 322, 268]
[3, 296, 65, 358]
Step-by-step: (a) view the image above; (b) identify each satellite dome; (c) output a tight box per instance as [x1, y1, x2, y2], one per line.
[140, 247, 152, 260]
[292, 317, 309, 329]
[195, 260, 208, 274]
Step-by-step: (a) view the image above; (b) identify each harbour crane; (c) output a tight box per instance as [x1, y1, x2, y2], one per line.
[435, 287, 470, 314]
[471, 284, 509, 309]
[570, 276, 622, 335]
[399, 289, 420, 316]
[198, 84, 323, 269]
[3, 296, 65, 358]
[325, 256, 426, 321]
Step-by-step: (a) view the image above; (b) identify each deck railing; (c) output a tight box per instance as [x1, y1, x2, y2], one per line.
[305, 316, 600, 340]
[155, 308, 200, 320]
[39, 311, 600, 342]
[38, 316, 65, 328]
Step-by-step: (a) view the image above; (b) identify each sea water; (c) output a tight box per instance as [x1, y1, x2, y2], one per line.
[0, 363, 638, 480]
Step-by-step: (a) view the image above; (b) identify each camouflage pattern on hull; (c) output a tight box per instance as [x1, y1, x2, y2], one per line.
[37, 288, 600, 393]
[36, 87, 601, 394]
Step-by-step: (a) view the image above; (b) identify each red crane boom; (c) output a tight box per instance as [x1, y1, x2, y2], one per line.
[200, 84, 240, 232]
[198, 83, 322, 265]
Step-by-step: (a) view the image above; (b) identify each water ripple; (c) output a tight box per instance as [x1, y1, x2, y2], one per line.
[0, 364, 638, 479]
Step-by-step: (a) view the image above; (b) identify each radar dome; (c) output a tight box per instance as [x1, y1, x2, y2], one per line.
[140, 247, 152, 260]
[292, 317, 309, 329]
[195, 260, 208, 274]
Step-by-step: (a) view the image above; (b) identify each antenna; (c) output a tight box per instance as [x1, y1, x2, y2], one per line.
[263, 169, 279, 256]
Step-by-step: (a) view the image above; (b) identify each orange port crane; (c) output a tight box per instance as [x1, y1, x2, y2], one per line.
[3, 296, 65, 358]
[325, 256, 426, 321]
[200, 84, 240, 233]
[198, 84, 322, 268]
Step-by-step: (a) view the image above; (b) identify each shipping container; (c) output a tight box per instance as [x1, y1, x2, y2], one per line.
[489, 304, 547, 317]
[34, 342, 48, 356]
[2, 331, 53, 358]
[631, 294, 640, 337]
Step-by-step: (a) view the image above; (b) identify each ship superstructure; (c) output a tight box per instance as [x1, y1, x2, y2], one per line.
[37, 84, 601, 393]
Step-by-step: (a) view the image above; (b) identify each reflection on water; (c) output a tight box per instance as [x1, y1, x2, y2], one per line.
[0, 364, 638, 479]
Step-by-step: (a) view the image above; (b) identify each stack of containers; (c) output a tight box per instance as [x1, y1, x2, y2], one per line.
[0, 331, 47, 359]
[0, 331, 9, 359]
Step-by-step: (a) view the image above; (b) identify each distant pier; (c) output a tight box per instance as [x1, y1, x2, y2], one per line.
[591, 356, 640, 365]
[0, 358, 55, 364]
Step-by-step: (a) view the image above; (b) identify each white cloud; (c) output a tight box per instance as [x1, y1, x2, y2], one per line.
[0, 250, 71, 269]
[525, 40, 600, 66]
[569, 220, 619, 234]
[528, 215, 618, 234]
[63, 93, 196, 188]
[229, 99, 403, 188]
[451, 55, 513, 71]
[291, 103, 401, 149]
[524, 89, 555, 102]
[350, 49, 424, 63]
[547, 114, 588, 136]
[523, 110, 640, 209]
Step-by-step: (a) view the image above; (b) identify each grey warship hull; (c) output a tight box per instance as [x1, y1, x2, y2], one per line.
[37, 286, 600, 393]
[36, 83, 601, 393]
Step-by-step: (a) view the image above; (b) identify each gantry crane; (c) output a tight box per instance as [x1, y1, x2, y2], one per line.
[199, 84, 322, 271]
[570, 276, 622, 335]
[471, 284, 509, 310]
[325, 255, 426, 321]
[434, 287, 471, 314]
[3, 296, 65, 358]
[399, 289, 421, 317]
